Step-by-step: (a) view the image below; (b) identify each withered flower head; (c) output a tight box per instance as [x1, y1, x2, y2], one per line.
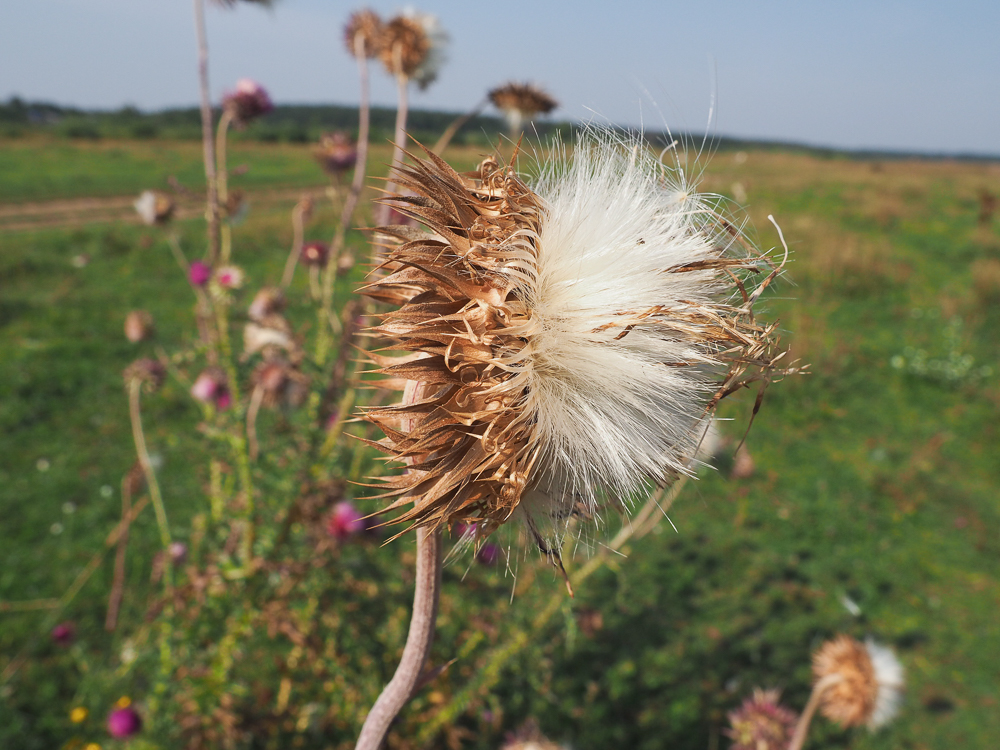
[124, 358, 166, 392]
[134, 190, 174, 226]
[344, 9, 383, 58]
[315, 131, 358, 176]
[812, 634, 905, 729]
[489, 82, 558, 134]
[361, 130, 787, 540]
[252, 359, 309, 408]
[248, 287, 285, 322]
[378, 10, 447, 89]
[222, 78, 274, 127]
[725, 688, 798, 750]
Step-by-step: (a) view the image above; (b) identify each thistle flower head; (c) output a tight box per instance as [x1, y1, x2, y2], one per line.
[124, 310, 154, 343]
[248, 287, 285, 322]
[344, 9, 383, 59]
[134, 190, 174, 226]
[315, 131, 359, 177]
[725, 687, 798, 750]
[222, 78, 273, 127]
[107, 705, 142, 738]
[489, 82, 558, 134]
[189, 260, 212, 287]
[327, 501, 365, 540]
[301, 240, 330, 267]
[378, 10, 447, 89]
[361, 130, 788, 542]
[124, 358, 166, 392]
[190, 368, 231, 410]
[813, 634, 905, 729]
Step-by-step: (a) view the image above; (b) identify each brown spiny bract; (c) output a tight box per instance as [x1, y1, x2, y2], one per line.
[377, 16, 430, 78]
[344, 9, 383, 59]
[362, 150, 542, 537]
[489, 82, 558, 118]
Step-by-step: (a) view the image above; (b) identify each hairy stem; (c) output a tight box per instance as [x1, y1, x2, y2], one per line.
[355, 527, 442, 750]
[192, 0, 220, 262]
[787, 674, 843, 750]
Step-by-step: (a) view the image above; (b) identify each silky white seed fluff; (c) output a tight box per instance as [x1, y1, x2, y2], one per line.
[865, 638, 905, 729]
[509, 130, 756, 530]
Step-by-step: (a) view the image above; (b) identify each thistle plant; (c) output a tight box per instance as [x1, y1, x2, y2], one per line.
[489, 81, 559, 140]
[354, 131, 793, 748]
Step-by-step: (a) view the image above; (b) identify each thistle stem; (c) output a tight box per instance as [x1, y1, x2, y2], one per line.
[787, 673, 844, 750]
[315, 35, 372, 364]
[192, 0, 220, 263]
[215, 109, 234, 263]
[355, 527, 441, 750]
[432, 98, 486, 156]
[128, 378, 173, 588]
[356, 380, 441, 750]
[377, 44, 409, 227]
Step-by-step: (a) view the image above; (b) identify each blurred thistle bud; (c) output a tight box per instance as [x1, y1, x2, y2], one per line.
[488, 82, 558, 135]
[107, 705, 142, 738]
[222, 78, 274, 127]
[725, 688, 799, 750]
[812, 635, 905, 729]
[475, 542, 500, 566]
[190, 368, 232, 410]
[301, 240, 329, 267]
[315, 131, 358, 177]
[188, 260, 212, 287]
[327, 501, 365, 540]
[248, 287, 285, 322]
[134, 190, 174, 226]
[378, 10, 447, 89]
[214, 265, 245, 289]
[344, 8, 384, 59]
[168, 541, 188, 565]
[123, 358, 166, 392]
[51, 621, 76, 646]
[124, 310, 154, 343]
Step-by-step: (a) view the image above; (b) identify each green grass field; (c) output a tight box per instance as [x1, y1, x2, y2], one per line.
[1, 137, 999, 749]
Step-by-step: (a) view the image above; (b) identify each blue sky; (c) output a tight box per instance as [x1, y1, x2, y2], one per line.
[2, 0, 998, 155]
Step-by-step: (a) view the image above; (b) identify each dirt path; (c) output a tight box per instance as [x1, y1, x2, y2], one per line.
[0, 184, 332, 233]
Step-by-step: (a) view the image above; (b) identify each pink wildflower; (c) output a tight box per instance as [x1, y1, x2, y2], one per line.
[188, 260, 211, 287]
[327, 501, 365, 540]
[107, 706, 143, 738]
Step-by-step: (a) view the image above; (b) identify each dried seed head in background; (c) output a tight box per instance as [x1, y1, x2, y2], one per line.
[361, 130, 790, 543]
[812, 634, 905, 729]
[377, 10, 447, 89]
[315, 131, 359, 177]
[124, 310, 154, 343]
[725, 688, 799, 750]
[489, 82, 558, 134]
[124, 358, 166, 392]
[344, 8, 384, 59]
[134, 190, 175, 226]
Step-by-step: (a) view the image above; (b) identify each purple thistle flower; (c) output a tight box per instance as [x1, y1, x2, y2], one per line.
[327, 501, 365, 540]
[188, 260, 211, 287]
[51, 621, 75, 646]
[476, 542, 500, 566]
[107, 706, 143, 738]
[222, 78, 274, 127]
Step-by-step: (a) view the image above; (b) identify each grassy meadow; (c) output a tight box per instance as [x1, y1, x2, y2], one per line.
[1, 134, 999, 749]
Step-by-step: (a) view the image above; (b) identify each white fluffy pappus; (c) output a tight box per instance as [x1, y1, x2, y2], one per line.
[865, 638, 905, 729]
[514, 132, 782, 529]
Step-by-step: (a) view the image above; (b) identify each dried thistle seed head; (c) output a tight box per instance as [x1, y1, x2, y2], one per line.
[243, 316, 295, 357]
[489, 82, 558, 133]
[124, 358, 166, 392]
[377, 11, 447, 88]
[361, 130, 788, 541]
[812, 635, 905, 729]
[344, 9, 383, 59]
[248, 287, 285, 322]
[134, 190, 174, 226]
[252, 359, 309, 408]
[725, 688, 798, 750]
